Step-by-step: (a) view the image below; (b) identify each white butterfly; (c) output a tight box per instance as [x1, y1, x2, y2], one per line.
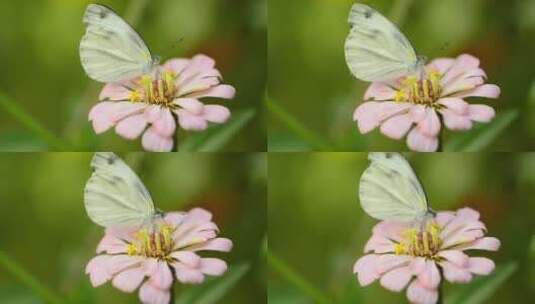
[344, 3, 425, 82]
[359, 152, 432, 223]
[80, 4, 158, 83]
[84, 152, 161, 228]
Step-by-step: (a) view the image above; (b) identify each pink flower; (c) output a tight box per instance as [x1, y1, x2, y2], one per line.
[353, 54, 500, 152]
[89, 54, 236, 152]
[353, 207, 500, 304]
[86, 208, 233, 304]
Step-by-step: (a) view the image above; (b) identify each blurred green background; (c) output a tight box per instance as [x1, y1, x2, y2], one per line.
[0, 0, 266, 151]
[268, 153, 535, 303]
[0, 152, 266, 303]
[268, 0, 535, 151]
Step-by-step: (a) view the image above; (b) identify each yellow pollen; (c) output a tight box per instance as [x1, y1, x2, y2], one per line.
[126, 224, 175, 261]
[133, 72, 177, 108]
[395, 221, 442, 259]
[394, 71, 443, 109]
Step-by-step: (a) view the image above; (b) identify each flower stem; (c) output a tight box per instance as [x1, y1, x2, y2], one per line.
[390, 0, 416, 25]
[265, 98, 332, 151]
[0, 250, 64, 304]
[437, 267, 444, 304]
[0, 94, 71, 150]
[267, 250, 332, 304]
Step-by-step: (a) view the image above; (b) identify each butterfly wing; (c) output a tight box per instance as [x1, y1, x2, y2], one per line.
[80, 4, 154, 83]
[84, 152, 155, 228]
[359, 152, 428, 222]
[344, 3, 419, 82]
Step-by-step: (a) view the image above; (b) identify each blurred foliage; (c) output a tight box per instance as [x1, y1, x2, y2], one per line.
[0, 0, 267, 151]
[268, 0, 535, 151]
[0, 153, 267, 303]
[268, 153, 535, 303]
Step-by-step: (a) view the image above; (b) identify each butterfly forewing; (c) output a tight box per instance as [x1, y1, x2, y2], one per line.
[80, 4, 153, 83]
[344, 4, 419, 82]
[84, 152, 156, 228]
[359, 153, 428, 222]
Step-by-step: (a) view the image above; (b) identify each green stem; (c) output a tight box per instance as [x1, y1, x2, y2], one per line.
[389, 0, 416, 25]
[267, 250, 331, 304]
[0, 251, 63, 304]
[0, 94, 70, 150]
[265, 98, 332, 150]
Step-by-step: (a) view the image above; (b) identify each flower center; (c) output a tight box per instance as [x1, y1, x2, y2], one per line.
[394, 71, 443, 109]
[126, 223, 175, 261]
[394, 221, 442, 259]
[128, 71, 177, 108]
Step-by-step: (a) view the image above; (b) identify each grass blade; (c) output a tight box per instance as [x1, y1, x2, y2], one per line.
[445, 262, 517, 304]
[179, 109, 256, 151]
[444, 109, 518, 152]
[175, 263, 250, 304]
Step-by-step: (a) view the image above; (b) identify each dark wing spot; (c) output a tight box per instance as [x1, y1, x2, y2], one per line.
[364, 9, 373, 19]
[107, 154, 117, 164]
[99, 10, 107, 19]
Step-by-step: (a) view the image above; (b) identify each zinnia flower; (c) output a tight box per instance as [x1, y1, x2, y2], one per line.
[89, 54, 236, 152]
[86, 208, 233, 304]
[353, 54, 500, 152]
[353, 207, 500, 304]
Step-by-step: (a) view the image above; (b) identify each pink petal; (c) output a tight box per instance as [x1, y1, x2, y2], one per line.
[407, 128, 438, 152]
[190, 238, 233, 252]
[468, 105, 495, 123]
[107, 255, 145, 275]
[144, 105, 163, 123]
[438, 250, 469, 268]
[162, 58, 189, 75]
[170, 251, 201, 268]
[176, 110, 208, 131]
[149, 261, 173, 290]
[187, 84, 236, 99]
[468, 257, 495, 275]
[427, 58, 456, 74]
[175, 98, 204, 115]
[139, 282, 170, 304]
[441, 261, 473, 283]
[164, 212, 185, 227]
[99, 83, 130, 100]
[353, 102, 381, 133]
[364, 82, 396, 101]
[455, 237, 501, 251]
[85, 256, 112, 287]
[200, 258, 228, 276]
[380, 113, 413, 140]
[438, 98, 469, 115]
[454, 84, 501, 99]
[187, 208, 212, 222]
[376, 254, 412, 275]
[96, 234, 128, 254]
[88, 102, 116, 134]
[416, 108, 441, 137]
[406, 280, 438, 304]
[141, 127, 173, 152]
[203, 105, 231, 123]
[409, 105, 427, 123]
[115, 114, 148, 140]
[152, 109, 176, 137]
[112, 266, 146, 292]
[442, 76, 485, 97]
[417, 260, 441, 289]
[353, 254, 380, 286]
[372, 220, 411, 242]
[440, 108, 473, 131]
[435, 212, 455, 227]
[457, 207, 480, 220]
[109, 102, 146, 122]
[364, 235, 395, 254]
[379, 266, 413, 292]
[173, 263, 205, 284]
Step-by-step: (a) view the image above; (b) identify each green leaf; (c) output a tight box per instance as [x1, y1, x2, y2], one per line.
[179, 109, 256, 152]
[444, 109, 518, 152]
[175, 263, 250, 304]
[445, 262, 517, 304]
[0, 131, 47, 151]
[0, 284, 43, 304]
